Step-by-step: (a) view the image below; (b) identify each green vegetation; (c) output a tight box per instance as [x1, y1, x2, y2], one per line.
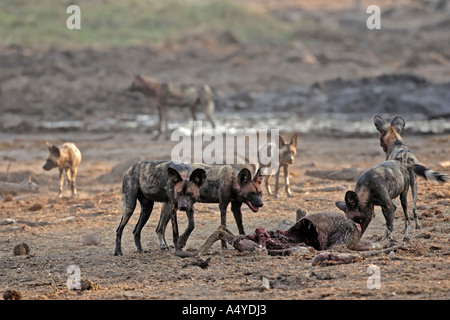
[0, 0, 295, 49]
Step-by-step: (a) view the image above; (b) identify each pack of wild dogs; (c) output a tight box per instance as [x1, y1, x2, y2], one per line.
[43, 114, 448, 257]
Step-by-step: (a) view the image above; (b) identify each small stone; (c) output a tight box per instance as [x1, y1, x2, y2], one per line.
[3, 194, 14, 202]
[28, 203, 43, 211]
[82, 234, 101, 246]
[260, 277, 270, 291]
[3, 289, 22, 300]
[13, 242, 30, 256]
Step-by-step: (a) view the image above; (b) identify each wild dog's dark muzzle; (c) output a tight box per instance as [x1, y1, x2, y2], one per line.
[42, 159, 56, 171]
[247, 197, 263, 212]
[178, 197, 189, 211]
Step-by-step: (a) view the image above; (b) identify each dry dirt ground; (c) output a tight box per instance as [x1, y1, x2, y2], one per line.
[0, 132, 448, 300]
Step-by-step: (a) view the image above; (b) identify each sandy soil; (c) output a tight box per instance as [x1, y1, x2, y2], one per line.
[0, 132, 448, 300]
[1, 0, 449, 302]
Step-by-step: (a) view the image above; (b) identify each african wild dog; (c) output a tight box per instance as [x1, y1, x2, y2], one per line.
[42, 142, 81, 198]
[114, 160, 191, 256]
[259, 133, 297, 198]
[373, 115, 449, 230]
[335, 160, 444, 243]
[157, 164, 264, 250]
[167, 167, 206, 251]
[128, 75, 215, 138]
[114, 161, 264, 255]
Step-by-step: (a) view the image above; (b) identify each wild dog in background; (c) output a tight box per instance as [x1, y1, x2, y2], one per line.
[128, 75, 215, 138]
[259, 133, 297, 198]
[167, 167, 206, 251]
[373, 115, 448, 230]
[42, 142, 81, 198]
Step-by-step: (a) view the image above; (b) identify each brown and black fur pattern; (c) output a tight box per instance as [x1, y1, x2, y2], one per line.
[167, 167, 206, 251]
[114, 160, 190, 256]
[336, 160, 412, 242]
[157, 164, 264, 250]
[373, 115, 448, 230]
[259, 133, 298, 198]
[129, 75, 215, 138]
[42, 142, 81, 198]
[114, 161, 264, 255]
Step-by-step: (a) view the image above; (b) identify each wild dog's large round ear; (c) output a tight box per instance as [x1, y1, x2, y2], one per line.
[391, 116, 405, 134]
[189, 168, 206, 187]
[335, 201, 347, 212]
[238, 168, 252, 186]
[290, 133, 298, 147]
[167, 167, 183, 185]
[252, 168, 263, 184]
[278, 135, 286, 148]
[344, 190, 359, 210]
[373, 115, 387, 132]
[47, 143, 60, 157]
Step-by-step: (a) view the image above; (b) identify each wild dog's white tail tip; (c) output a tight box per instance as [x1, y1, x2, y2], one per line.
[412, 164, 449, 183]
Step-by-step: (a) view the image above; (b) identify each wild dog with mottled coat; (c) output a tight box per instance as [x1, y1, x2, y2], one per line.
[336, 160, 446, 243]
[128, 75, 215, 138]
[259, 133, 298, 198]
[42, 142, 81, 198]
[157, 164, 264, 250]
[114, 161, 264, 255]
[373, 115, 448, 230]
[167, 167, 206, 251]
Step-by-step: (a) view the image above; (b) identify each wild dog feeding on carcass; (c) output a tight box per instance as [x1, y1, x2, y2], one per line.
[42, 142, 81, 198]
[259, 133, 298, 198]
[335, 159, 447, 243]
[114, 161, 264, 255]
[158, 164, 264, 251]
[373, 115, 449, 230]
[176, 210, 400, 266]
[128, 75, 215, 138]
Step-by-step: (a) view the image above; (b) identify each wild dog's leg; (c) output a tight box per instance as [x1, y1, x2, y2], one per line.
[156, 203, 171, 250]
[284, 165, 293, 197]
[70, 167, 78, 196]
[274, 168, 281, 198]
[132, 193, 154, 253]
[265, 174, 273, 196]
[219, 201, 230, 249]
[170, 204, 180, 249]
[154, 103, 163, 139]
[176, 208, 195, 251]
[114, 185, 138, 256]
[381, 200, 396, 241]
[231, 200, 245, 235]
[400, 187, 410, 242]
[57, 168, 65, 198]
[204, 100, 215, 129]
[409, 170, 421, 229]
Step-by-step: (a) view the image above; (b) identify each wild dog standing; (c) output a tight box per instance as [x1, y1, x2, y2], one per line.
[259, 133, 297, 198]
[42, 142, 81, 198]
[128, 75, 215, 138]
[114, 160, 189, 256]
[336, 160, 446, 243]
[167, 167, 206, 251]
[114, 161, 263, 255]
[373, 115, 448, 230]
[156, 164, 264, 250]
